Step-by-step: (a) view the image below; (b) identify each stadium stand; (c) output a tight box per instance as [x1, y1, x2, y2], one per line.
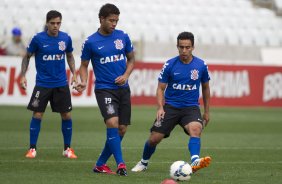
[0, 0, 281, 63]
[274, 0, 282, 15]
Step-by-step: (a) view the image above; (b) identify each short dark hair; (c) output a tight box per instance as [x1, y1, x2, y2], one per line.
[98, 3, 120, 19]
[177, 32, 194, 46]
[46, 10, 62, 22]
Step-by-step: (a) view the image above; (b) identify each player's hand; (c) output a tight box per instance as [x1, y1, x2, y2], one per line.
[20, 76, 27, 90]
[156, 107, 165, 122]
[75, 82, 87, 92]
[115, 75, 128, 86]
[202, 112, 210, 127]
[71, 75, 78, 89]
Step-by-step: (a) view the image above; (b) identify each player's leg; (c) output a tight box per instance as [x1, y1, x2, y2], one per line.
[185, 122, 202, 162]
[114, 88, 132, 175]
[105, 117, 127, 175]
[132, 104, 179, 172]
[94, 89, 123, 174]
[117, 87, 131, 139]
[30, 112, 44, 149]
[25, 86, 50, 158]
[131, 131, 165, 172]
[60, 112, 72, 150]
[95, 138, 115, 174]
[52, 86, 77, 159]
[96, 88, 131, 168]
[182, 106, 211, 173]
[25, 112, 44, 158]
[95, 125, 128, 175]
[60, 112, 77, 159]
[118, 125, 127, 139]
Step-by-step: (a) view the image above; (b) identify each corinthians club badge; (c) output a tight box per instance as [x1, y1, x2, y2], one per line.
[154, 118, 163, 127]
[106, 104, 115, 115]
[190, 69, 199, 80]
[32, 98, 40, 108]
[114, 39, 124, 50]
[58, 41, 66, 51]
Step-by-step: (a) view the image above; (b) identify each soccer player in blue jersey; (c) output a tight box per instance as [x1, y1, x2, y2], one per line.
[76, 4, 135, 176]
[131, 32, 211, 173]
[20, 10, 77, 159]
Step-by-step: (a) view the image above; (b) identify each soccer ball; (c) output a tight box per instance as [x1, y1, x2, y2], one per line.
[170, 161, 192, 181]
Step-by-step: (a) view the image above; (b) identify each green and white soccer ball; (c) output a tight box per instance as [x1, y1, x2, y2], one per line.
[170, 161, 192, 181]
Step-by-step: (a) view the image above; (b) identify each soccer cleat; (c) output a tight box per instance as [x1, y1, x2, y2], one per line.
[25, 148, 37, 158]
[62, 147, 77, 159]
[93, 164, 116, 175]
[116, 163, 127, 176]
[131, 161, 148, 172]
[191, 156, 211, 173]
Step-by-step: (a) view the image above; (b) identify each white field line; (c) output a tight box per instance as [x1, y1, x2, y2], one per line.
[0, 146, 282, 150]
[0, 160, 282, 164]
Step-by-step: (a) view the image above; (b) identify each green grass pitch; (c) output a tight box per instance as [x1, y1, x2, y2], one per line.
[0, 106, 281, 184]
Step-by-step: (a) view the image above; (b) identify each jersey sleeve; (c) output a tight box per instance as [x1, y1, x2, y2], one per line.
[65, 35, 74, 53]
[158, 61, 171, 83]
[124, 32, 134, 53]
[201, 62, 211, 83]
[27, 35, 38, 54]
[80, 39, 91, 61]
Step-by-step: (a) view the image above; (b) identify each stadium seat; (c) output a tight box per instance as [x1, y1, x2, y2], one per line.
[1, 0, 282, 61]
[237, 28, 254, 46]
[265, 29, 281, 46]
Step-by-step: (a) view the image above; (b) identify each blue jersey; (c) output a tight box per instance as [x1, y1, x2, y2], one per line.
[81, 29, 134, 89]
[27, 31, 73, 88]
[158, 56, 210, 108]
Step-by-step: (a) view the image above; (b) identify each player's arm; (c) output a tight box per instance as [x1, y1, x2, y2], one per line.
[156, 82, 167, 121]
[201, 81, 210, 126]
[66, 52, 77, 86]
[76, 60, 89, 92]
[115, 51, 135, 85]
[20, 52, 33, 90]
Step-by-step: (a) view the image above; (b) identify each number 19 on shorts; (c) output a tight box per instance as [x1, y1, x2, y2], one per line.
[105, 98, 112, 104]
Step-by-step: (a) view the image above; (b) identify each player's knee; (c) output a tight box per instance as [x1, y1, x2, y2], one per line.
[61, 112, 71, 120]
[148, 138, 161, 146]
[148, 134, 163, 146]
[118, 125, 127, 136]
[186, 122, 202, 137]
[33, 112, 43, 119]
[105, 117, 119, 128]
[189, 126, 202, 137]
